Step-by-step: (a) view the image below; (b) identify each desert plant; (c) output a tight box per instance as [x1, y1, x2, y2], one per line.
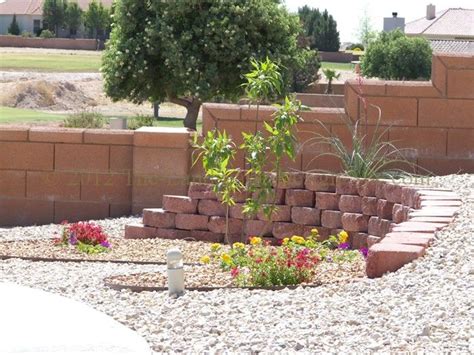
[8, 14, 21, 35]
[193, 130, 244, 244]
[127, 115, 155, 130]
[63, 111, 107, 128]
[303, 107, 416, 179]
[39, 29, 55, 39]
[361, 30, 432, 80]
[322, 68, 340, 94]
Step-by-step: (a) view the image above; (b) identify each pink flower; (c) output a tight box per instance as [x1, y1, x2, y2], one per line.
[230, 267, 239, 278]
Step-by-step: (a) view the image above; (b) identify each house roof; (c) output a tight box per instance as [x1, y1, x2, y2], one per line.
[405, 8, 474, 38]
[0, 0, 113, 16]
[430, 39, 474, 54]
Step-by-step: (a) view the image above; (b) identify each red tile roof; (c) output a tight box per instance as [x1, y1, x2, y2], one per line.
[0, 0, 113, 15]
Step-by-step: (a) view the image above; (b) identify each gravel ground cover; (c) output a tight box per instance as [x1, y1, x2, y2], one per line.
[0, 174, 472, 353]
[0, 237, 214, 264]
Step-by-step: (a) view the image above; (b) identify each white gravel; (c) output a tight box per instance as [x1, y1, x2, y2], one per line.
[0, 174, 472, 353]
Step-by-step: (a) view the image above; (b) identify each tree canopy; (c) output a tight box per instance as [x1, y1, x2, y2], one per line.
[84, 0, 110, 39]
[361, 30, 432, 80]
[102, 0, 318, 129]
[42, 0, 67, 36]
[298, 6, 340, 52]
[65, 1, 83, 36]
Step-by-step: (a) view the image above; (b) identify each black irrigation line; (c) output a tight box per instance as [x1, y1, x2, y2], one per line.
[0, 254, 199, 266]
[104, 279, 325, 293]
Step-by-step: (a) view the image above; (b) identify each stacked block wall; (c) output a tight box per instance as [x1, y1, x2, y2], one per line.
[0, 127, 193, 226]
[202, 53, 474, 175]
[126, 173, 461, 277]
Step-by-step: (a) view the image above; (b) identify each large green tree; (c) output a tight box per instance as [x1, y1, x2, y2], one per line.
[102, 0, 316, 130]
[84, 0, 110, 39]
[299, 6, 340, 52]
[42, 0, 67, 36]
[361, 30, 432, 80]
[65, 1, 83, 37]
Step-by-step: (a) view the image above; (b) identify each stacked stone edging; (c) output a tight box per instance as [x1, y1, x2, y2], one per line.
[124, 173, 461, 278]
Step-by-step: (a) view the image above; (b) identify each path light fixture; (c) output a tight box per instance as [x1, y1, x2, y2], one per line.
[167, 248, 184, 297]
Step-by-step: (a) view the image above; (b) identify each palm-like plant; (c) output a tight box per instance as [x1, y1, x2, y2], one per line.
[322, 68, 341, 94]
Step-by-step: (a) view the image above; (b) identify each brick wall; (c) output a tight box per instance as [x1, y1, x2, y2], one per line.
[202, 53, 474, 175]
[0, 127, 193, 226]
[0, 35, 99, 50]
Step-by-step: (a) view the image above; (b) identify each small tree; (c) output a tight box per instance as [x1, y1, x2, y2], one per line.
[65, 1, 83, 37]
[43, 0, 67, 36]
[361, 30, 432, 80]
[356, 8, 377, 49]
[8, 14, 20, 35]
[298, 6, 340, 52]
[84, 0, 109, 39]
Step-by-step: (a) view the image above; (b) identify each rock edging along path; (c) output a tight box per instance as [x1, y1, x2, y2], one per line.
[125, 173, 461, 278]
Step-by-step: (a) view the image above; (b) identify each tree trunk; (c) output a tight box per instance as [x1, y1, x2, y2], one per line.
[169, 96, 201, 131]
[153, 102, 160, 119]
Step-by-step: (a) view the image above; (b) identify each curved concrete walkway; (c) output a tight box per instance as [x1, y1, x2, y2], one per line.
[0, 282, 151, 354]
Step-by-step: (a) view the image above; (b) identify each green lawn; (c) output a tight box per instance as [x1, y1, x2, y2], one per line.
[0, 106, 67, 124]
[321, 61, 353, 71]
[0, 52, 102, 72]
[0, 107, 202, 130]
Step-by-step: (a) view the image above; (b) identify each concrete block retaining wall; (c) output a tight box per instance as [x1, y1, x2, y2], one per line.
[0, 127, 194, 226]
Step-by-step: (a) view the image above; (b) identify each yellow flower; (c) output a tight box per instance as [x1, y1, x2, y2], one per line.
[221, 253, 232, 265]
[233, 242, 245, 249]
[200, 255, 211, 264]
[291, 235, 305, 245]
[250, 237, 262, 245]
[282, 237, 290, 245]
[311, 228, 319, 235]
[211, 243, 221, 252]
[338, 230, 349, 243]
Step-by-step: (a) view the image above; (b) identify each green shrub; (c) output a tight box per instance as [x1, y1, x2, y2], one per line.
[127, 115, 155, 130]
[21, 31, 34, 38]
[361, 30, 432, 80]
[63, 111, 107, 128]
[39, 29, 55, 39]
[290, 49, 321, 92]
[348, 43, 364, 51]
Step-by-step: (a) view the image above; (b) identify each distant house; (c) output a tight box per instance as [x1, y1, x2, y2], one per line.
[0, 0, 113, 37]
[405, 4, 474, 53]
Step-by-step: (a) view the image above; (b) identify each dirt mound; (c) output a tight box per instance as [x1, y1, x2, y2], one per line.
[0, 80, 97, 111]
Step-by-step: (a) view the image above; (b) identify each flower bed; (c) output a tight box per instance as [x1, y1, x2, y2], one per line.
[105, 229, 367, 292]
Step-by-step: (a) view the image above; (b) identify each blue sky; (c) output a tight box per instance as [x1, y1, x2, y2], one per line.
[284, 0, 474, 42]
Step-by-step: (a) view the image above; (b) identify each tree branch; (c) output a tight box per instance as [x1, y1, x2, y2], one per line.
[169, 96, 193, 108]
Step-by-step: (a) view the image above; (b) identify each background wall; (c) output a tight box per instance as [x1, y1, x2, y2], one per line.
[0, 35, 99, 50]
[203, 53, 474, 176]
[0, 127, 193, 226]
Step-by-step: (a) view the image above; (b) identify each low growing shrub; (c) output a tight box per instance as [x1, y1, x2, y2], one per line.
[201, 229, 365, 287]
[127, 115, 155, 130]
[55, 221, 111, 254]
[63, 111, 107, 128]
[39, 29, 55, 39]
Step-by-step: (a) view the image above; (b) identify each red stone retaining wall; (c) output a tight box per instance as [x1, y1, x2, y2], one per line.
[125, 172, 461, 278]
[0, 35, 100, 50]
[0, 127, 193, 226]
[203, 53, 474, 175]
